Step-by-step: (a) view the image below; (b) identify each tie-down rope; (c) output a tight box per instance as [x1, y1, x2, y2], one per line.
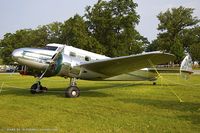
[148, 59, 184, 102]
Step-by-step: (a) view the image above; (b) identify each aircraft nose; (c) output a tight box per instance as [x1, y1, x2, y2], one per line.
[12, 49, 23, 60]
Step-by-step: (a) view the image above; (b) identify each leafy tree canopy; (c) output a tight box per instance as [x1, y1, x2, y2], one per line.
[61, 14, 105, 54]
[0, 0, 148, 64]
[188, 26, 200, 62]
[147, 6, 200, 63]
[85, 0, 149, 57]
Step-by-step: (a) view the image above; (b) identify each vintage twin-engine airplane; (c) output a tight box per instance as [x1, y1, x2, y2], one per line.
[12, 43, 193, 98]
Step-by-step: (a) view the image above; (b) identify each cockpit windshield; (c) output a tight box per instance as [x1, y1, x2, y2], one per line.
[43, 46, 58, 51]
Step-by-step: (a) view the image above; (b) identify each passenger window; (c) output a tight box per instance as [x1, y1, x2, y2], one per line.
[85, 56, 91, 61]
[44, 46, 58, 51]
[70, 52, 76, 57]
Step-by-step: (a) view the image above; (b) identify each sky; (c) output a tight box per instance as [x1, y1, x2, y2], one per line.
[0, 0, 199, 42]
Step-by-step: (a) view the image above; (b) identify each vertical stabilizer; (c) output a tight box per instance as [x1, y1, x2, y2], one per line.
[180, 54, 193, 79]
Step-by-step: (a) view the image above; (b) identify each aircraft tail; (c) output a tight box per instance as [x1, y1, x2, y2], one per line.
[147, 54, 193, 79]
[180, 54, 193, 79]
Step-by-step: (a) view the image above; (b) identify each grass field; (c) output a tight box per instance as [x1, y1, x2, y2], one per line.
[0, 74, 200, 132]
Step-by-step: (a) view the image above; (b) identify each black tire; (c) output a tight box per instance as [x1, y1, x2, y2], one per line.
[153, 82, 156, 85]
[30, 83, 38, 94]
[65, 86, 80, 98]
[30, 83, 43, 94]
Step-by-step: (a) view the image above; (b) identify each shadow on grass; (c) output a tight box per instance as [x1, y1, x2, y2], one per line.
[0, 81, 179, 98]
[80, 82, 177, 92]
[178, 114, 200, 125]
[0, 87, 112, 98]
[119, 98, 200, 124]
[47, 88, 113, 98]
[119, 98, 200, 112]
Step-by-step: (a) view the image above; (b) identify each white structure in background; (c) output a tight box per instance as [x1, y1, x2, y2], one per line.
[0, 65, 15, 72]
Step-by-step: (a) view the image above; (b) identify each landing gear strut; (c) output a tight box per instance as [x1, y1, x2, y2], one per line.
[30, 67, 48, 94]
[65, 78, 80, 98]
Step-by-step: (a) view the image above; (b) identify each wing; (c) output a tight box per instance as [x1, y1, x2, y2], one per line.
[81, 52, 176, 77]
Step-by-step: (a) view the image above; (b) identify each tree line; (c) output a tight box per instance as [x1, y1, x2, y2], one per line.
[146, 6, 200, 64]
[0, 0, 199, 65]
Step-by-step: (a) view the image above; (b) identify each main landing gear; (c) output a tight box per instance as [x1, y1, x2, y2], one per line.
[30, 77, 80, 98]
[65, 78, 80, 98]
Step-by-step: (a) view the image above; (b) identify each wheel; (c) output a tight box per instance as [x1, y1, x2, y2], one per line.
[30, 83, 43, 94]
[65, 86, 80, 98]
[153, 82, 156, 85]
[30, 83, 38, 94]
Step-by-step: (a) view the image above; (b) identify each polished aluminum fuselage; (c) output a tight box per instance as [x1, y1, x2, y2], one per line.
[12, 44, 157, 81]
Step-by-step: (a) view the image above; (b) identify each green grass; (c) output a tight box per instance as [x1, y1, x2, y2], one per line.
[0, 74, 200, 132]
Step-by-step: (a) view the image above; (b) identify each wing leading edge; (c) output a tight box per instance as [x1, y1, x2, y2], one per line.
[81, 52, 176, 77]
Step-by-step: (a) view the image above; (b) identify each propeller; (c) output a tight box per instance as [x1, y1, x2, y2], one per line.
[48, 46, 65, 64]
[38, 46, 65, 80]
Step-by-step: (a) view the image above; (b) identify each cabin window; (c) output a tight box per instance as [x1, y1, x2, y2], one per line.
[70, 52, 76, 57]
[85, 56, 91, 61]
[44, 46, 58, 51]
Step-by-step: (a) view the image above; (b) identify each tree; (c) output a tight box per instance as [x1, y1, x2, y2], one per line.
[44, 22, 63, 44]
[0, 30, 35, 64]
[61, 14, 105, 54]
[0, 0, 149, 63]
[154, 6, 199, 63]
[187, 26, 200, 62]
[0, 28, 49, 64]
[0, 22, 65, 64]
[145, 40, 159, 52]
[85, 0, 148, 57]
[190, 43, 200, 62]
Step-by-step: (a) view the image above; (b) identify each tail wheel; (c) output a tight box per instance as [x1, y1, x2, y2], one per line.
[65, 86, 80, 98]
